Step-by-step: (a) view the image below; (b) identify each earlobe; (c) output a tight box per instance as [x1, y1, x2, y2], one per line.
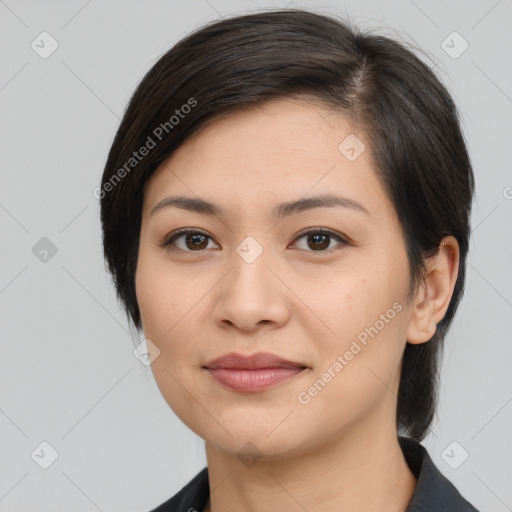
[406, 236, 460, 345]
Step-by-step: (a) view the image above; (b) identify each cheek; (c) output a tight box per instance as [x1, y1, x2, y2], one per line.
[136, 251, 196, 341]
[317, 268, 400, 339]
[136, 259, 208, 426]
[307, 264, 408, 393]
[135, 253, 209, 396]
[297, 305, 407, 438]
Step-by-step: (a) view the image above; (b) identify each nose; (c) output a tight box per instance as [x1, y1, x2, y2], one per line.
[212, 250, 291, 333]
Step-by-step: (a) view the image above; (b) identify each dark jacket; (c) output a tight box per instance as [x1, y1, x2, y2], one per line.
[149, 436, 479, 511]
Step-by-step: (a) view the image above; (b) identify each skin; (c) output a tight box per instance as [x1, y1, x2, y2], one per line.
[135, 98, 460, 512]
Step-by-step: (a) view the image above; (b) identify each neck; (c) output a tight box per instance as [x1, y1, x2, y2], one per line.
[203, 418, 417, 512]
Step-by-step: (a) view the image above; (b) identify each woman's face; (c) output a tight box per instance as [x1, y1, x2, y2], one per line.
[136, 98, 418, 460]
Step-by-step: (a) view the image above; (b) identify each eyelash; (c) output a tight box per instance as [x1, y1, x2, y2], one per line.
[159, 227, 350, 253]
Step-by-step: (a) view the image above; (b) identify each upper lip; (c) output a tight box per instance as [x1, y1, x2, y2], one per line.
[204, 352, 308, 370]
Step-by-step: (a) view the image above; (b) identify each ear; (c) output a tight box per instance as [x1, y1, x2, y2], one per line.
[406, 236, 460, 344]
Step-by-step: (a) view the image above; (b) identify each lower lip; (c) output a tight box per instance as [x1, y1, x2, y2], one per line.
[206, 367, 305, 392]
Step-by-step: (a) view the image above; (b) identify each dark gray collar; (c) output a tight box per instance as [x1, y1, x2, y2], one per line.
[150, 436, 479, 511]
[398, 436, 478, 511]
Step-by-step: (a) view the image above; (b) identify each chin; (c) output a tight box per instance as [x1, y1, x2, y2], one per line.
[205, 432, 303, 461]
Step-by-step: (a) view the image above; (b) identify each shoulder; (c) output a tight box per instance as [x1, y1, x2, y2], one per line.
[399, 436, 480, 511]
[148, 467, 209, 512]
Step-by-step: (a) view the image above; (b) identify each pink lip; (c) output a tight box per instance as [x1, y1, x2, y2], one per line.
[204, 352, 308, 392]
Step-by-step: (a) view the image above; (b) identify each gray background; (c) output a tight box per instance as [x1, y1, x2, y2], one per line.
[1, 0, 511, 511]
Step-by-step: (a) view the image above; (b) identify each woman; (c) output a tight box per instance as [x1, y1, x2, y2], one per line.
[99, 9, 478, 511]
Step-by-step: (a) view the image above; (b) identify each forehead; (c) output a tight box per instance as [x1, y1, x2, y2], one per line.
[175, 97, 351, 166]
[142, 98, 392, 222]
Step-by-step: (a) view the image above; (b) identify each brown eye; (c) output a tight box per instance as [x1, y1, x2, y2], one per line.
[160, 230, 219, 251]
[308, 233, 330, 250]
[292, 229, 348, 252]
[183, 233, 209, 250]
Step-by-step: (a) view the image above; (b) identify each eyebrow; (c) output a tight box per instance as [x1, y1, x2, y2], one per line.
[149, 193, 372, 219]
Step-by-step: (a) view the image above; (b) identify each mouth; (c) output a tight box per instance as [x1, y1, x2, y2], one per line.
[203, 352, 309, 393]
